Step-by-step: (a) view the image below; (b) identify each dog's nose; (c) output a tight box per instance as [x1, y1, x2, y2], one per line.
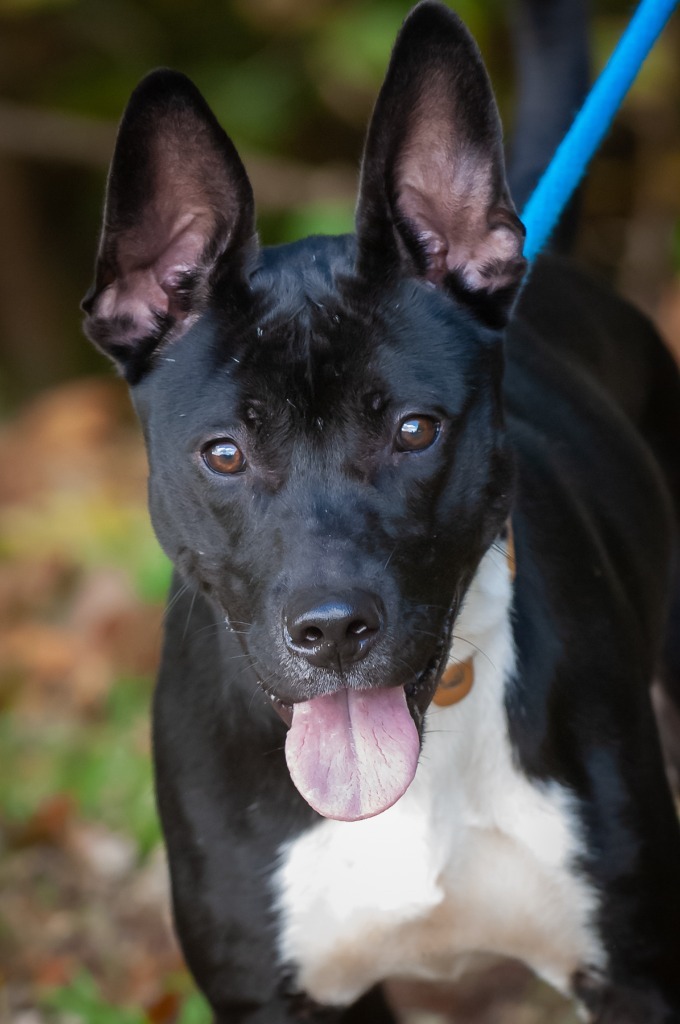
[284, 589, 383, 668]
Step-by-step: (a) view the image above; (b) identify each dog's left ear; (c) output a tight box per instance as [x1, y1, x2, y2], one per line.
[356, 1, 526, 326]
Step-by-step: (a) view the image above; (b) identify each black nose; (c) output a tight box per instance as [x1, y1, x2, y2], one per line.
[284, 589, 383, 668]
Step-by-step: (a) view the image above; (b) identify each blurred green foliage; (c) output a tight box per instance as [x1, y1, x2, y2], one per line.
[43, 972, 148, 1024]
[673, 219, 680, 272]
[0, 674, 160, 854]
[41, 971, 212, 1023]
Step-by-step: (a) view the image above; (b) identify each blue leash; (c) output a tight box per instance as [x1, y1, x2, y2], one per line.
[521, 0, 678, 262]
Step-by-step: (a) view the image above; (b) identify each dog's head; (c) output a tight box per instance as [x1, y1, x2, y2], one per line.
[83, 2, 526, 821]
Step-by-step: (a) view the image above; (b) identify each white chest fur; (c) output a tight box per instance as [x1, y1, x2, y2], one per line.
[273, 542, 605, 1006]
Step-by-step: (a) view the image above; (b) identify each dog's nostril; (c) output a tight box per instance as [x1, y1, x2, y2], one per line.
[348, 620, 370, 636]
[303, 626, 323, 644]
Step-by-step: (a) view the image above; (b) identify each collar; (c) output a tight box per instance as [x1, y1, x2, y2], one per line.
[432, 522, 515, 708]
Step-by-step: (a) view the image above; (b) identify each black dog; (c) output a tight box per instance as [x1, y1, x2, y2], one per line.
[83, 2, 680, 1021]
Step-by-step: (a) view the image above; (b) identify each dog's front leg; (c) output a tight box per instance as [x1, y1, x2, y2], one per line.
[209, 995, 336, 1024]
[210, 985, 395, 1024]
[154, 579, 397, 1024]
[576, 981, 678, 1024]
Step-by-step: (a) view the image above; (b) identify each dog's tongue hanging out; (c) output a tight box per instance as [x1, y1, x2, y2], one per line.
[284, 687, 419, 821]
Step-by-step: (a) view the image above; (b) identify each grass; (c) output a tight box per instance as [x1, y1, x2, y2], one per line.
[41, 971, 212, 1024]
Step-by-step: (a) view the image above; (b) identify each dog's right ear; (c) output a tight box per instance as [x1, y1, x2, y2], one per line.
[355, 1, 526, 327]
[82, 70, 256, 381]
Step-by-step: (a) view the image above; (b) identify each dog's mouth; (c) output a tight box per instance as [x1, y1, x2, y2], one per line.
[266, 635, 450, 823]
[284, 685, 420, 822]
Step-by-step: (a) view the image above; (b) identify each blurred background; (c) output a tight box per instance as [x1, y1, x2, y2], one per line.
[0, 1, 678, 1021]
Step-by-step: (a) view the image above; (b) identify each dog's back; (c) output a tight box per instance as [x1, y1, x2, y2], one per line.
[509, 0, 680, 762]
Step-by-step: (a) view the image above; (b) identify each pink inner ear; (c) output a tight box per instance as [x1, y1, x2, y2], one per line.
[397, 158, 524, 293]
[394, 101, 525, 294]
[93, 207, 219, 344]
[87, 101, 253, 351]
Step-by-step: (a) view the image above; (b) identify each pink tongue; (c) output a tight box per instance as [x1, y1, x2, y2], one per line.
[285, 687, 419, 821]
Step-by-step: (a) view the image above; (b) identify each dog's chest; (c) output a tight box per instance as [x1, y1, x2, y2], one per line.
[273, 548, 604, 1005]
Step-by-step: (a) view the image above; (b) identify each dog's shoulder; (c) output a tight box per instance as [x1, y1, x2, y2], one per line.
[509, 254, 664, 424]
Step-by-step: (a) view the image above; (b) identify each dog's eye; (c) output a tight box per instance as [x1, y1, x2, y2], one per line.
[202, 439, 246, 475]
[396, 416, 439, 452]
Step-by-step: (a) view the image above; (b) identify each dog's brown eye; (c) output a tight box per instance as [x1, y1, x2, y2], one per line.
[202, 439, 246, 475]
[396, 416, 439, 452]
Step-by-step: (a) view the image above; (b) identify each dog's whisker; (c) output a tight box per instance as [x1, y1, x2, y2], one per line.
[411, 628, 443, 640]
[449, 634, 496, 670]
[162, 581, 191, 622]
[185, 621, 224, 640]
[181, 588, 199, 643]
[382, 544, 398, 573]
